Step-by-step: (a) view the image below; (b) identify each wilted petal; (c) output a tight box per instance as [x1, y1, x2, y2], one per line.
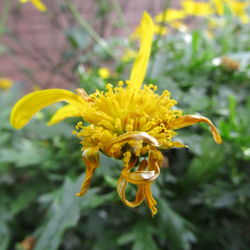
[121, 163, 160, 185]
[76, 147, 100, 197]
[117, 176, 145, 207]
[172, 115, 222, 144]
[144, 183, 158, 216]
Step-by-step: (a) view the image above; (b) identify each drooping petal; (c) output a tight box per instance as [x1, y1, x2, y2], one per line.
[172, 115, 222, 144]
[121, 163, 160, 185]
[144, 183, 158, 216]
[117, 176, 145, 207]
[10, 89, 87, 129]
[129, 12, 154, 90]
[75, 147, 100, 197]
[47, 104, 82, 126]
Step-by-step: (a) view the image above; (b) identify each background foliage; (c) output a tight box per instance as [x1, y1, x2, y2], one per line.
[0, 1, 250, 250]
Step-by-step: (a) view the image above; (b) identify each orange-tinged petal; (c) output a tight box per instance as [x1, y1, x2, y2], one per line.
[117, 176, 145, 207]
[10, 89, 87, 129]
[47, 104, 82, 126]
[129, 12, 154, 90]
[121, 163, 160, 185]
[173, 115, 222, 144]
[76, 147, 100, 197]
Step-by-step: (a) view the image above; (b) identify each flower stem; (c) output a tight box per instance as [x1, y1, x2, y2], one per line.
[65, 0, 118, 61]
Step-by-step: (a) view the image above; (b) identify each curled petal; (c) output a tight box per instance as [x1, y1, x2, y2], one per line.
[144, 183, 158, 216]
[10, 89, 87, 129]
[121, 163, 160, 185]
[106, 131, 160, 157]
[75, 147, 100, 197]
[173, 115, 222, 144]
[117, 176, 145, 207]
[129, 12, 154, 90]
[47, 104, 82, 126]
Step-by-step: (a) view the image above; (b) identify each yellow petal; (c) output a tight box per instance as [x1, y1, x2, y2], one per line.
[211, 0, 225, 15]
[129, 12, 154, 90]
[31, 0, 47, 12]
[47, 104, 82, 126]
[155, 9, 186, 23]
[76, 147, 100, 197]
[10, 89, 86, 129]
[173, 115, 222, 144]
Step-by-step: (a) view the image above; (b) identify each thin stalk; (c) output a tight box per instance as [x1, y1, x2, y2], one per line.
[112, 0, 127, 30]
[0, 0, 12, 40]
[65, 0, 118, 61]
[149, 0, 171, 78]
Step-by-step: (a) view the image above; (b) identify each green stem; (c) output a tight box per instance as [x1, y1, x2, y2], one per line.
[65, 0, 118, 61]
[0, 0, 12, 40]
[149, 0, 171, 78]
[112, 0, 127, 29]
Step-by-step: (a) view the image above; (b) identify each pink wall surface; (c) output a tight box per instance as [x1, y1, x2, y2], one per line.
[0, 0, 179, 89]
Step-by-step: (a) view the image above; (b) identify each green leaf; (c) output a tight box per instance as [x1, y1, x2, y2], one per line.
[157, 200, 196, 250]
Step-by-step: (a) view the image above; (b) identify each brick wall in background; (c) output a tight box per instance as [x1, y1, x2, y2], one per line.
[0, 0, 178, 89]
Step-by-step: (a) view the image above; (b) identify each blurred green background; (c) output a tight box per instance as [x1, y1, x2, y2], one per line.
[0, 0, 250, 250]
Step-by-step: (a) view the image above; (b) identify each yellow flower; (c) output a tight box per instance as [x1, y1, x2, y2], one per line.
[0, 78, 13, 90]
[227, 0, 250, 23]
[10, 12, 222, 216]
[182, 1, 214, 16]
[211, 0, 250, 23]
[155, 9, 186, 23]
[211, 0, 225, 15]
[98, 68, 111, 79]
[19, 0, 47, 12]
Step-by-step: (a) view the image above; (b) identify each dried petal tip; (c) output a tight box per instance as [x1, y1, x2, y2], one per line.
[173, 115, 222, 144]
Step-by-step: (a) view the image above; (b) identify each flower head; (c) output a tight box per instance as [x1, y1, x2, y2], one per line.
[0, 78, 13, 91]
[10, 12, 222, 216]
[98, 67, 111, 79]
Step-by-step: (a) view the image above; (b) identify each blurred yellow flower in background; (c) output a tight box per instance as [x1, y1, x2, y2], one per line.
[19, 0, 47, 12]
[182, 0, 214, 16]
[98, 67, 111, 79]
[155, 9, 186, 23]
[212, 0, 249, 22]
[10, 12, 222, 216]
[0, 78, 13, 91]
